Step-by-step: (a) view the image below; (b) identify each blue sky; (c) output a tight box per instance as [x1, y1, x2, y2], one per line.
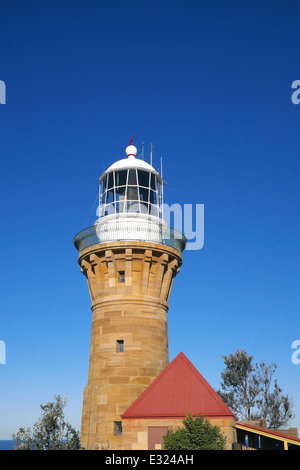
[1, 0, 300, 439]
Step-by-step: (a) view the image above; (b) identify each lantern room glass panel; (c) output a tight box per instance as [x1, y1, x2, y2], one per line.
[115, 170, 127, 187]
[99, 167, 162, 218]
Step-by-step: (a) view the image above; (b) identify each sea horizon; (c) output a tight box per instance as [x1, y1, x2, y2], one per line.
[0, 440, 15, 450]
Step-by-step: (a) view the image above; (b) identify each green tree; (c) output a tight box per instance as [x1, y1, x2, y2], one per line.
[217, 349, 260, 421]
[217, 349, 294, 429]
[163, 414, 227, 450]
[255, 361, 294, 429]
[12, 394, 80, 450]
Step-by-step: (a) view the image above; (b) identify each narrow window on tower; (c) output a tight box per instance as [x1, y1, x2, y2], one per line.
[118, 271, 125, 283]
[116, 339, 124, 353]
[114, 421, 122, 436]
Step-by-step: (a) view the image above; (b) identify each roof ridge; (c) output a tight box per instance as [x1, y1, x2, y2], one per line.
[121, 352, 185, 418]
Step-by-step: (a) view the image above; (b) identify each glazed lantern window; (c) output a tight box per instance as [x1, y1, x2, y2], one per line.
[99, 167, 163, 218]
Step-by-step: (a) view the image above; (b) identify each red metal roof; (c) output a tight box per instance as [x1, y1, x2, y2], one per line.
[122, 352, 235, 419]
[236, 422, 300, 443]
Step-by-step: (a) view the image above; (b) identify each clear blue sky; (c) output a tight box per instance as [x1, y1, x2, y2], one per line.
[1, 0, 300, 439]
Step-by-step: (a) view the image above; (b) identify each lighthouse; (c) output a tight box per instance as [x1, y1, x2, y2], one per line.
[74, 140, 186, 450]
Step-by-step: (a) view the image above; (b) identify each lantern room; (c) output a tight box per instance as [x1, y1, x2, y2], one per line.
[74, 140, 186, 253]
[98, 143, 163, 219]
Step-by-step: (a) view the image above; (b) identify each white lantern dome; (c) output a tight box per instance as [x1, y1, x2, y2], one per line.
[94, 141, 165, 243]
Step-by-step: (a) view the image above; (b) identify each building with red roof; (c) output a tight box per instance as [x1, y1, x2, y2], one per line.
[121, 352, 300, 450]
[121, 352, 237, 450]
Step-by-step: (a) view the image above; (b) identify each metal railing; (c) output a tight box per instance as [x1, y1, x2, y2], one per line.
[74, 222, 186, 254]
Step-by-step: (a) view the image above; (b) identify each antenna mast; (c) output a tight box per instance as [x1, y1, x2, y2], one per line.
[150, 143, 154, 166]
[141, 141, 144, 160]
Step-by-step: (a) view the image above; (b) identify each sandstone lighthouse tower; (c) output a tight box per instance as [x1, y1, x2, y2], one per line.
[74, 140, 186, 450]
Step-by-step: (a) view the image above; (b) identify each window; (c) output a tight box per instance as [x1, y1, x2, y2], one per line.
[128, 169, 137, 185]
[118, 271, 125, 283]
[116, 339, 124, 353]
[138, 170, 150, 188]
[107, 172, 114, 189]
[114, 421, 122, 436]
[115, 170, 127, 187]
[99, 167, 163, 218]
[150, 173, 156, 190]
